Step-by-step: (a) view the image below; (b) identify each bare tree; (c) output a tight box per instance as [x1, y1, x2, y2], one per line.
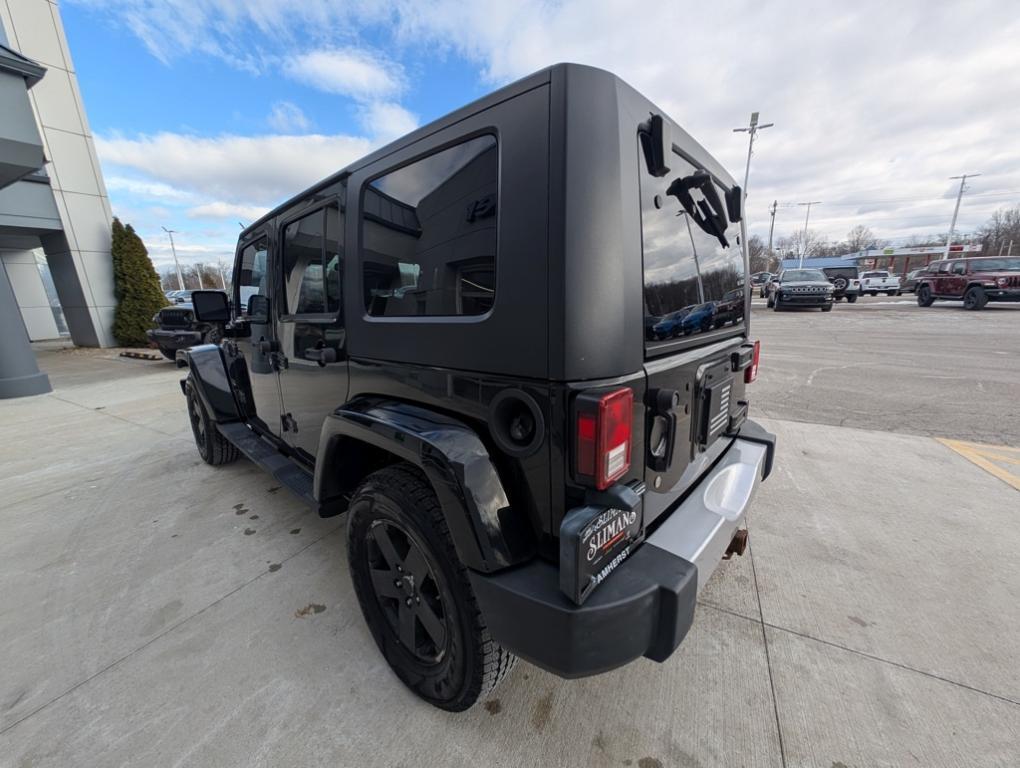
[978, 205, 1020, 255]
[845, 225, 877, 253]
[778, 229, 830, 261]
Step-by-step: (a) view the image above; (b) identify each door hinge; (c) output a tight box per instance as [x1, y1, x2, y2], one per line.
[281, 412, 298, 433]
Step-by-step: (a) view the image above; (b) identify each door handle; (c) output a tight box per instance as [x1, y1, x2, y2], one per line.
[303, 347, 338, 366]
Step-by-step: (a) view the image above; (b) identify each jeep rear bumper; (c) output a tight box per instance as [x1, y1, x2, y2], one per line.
[469, 420, 775, 678]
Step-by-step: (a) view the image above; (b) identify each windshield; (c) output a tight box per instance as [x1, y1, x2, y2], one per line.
[781, 270, 826, 282]
[639, 138, 744, 343]
[971, 258, 1020, 271]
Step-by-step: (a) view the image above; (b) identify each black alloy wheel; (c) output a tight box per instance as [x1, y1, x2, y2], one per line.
[347, 465, 515, 711]
[917, 285, 934, 307]
[184, 376, 239, 465]
[963, 286, 987, 310]
[364, 519, 448, 664]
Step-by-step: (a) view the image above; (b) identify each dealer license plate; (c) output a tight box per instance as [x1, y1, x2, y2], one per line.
[559, 504, 643, 605]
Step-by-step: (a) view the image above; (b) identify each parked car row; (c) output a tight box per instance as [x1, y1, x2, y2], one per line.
[164, 289, 194, 304]
[646, 289, 746, 339]
[756, 256, 1020, 312]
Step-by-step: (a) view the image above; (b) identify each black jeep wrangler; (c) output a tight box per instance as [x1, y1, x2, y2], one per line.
[147, 302, 224, 361]
[181, 64, 776, 711]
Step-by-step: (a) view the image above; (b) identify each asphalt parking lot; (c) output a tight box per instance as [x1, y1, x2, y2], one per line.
[2, 300, 1019, 767]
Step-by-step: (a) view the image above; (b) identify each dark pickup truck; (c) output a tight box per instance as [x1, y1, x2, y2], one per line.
[179, 63, 775, 711]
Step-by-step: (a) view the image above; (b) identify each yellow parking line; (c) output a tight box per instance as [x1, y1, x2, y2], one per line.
[937, 438, 1020, 492]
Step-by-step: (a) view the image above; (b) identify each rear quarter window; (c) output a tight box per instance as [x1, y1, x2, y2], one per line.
[361, 134, 497, 318]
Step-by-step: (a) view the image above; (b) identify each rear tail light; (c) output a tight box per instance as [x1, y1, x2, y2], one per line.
[745, 339, 761, 384]
[575, 388, 633, 490]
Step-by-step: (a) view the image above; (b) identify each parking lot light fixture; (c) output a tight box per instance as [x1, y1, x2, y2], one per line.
[945, 174, 981, 258]
[733, 111, 773, 199]
[161, 226, 185, 291]
[797, 201, 821, 267]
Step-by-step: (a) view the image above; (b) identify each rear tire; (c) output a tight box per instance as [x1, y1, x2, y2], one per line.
[963, 286, 987, 310]
[184, 376, 240, 465]
[846, 294, 858, 304]
[347, 464, 516, 712]
[822, 304, 833, 312]
[917, 285, 934, 307]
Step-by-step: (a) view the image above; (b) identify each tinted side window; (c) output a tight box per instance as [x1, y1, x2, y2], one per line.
[362, 134, 497, 317]
[236, 235, 268, 315]
[283, 206, 342, 315]
[952, 261, 966, 275]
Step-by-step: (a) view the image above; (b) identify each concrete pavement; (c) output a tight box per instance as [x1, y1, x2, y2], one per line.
[1, 329, 1018, 767]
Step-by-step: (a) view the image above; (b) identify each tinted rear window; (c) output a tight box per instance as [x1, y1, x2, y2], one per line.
[639, 140, 744, 346]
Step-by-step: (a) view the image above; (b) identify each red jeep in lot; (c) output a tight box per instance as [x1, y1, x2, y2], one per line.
[916, 256, 1020, 310]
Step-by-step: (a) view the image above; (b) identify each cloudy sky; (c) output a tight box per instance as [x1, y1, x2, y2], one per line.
[63, 0, 1020, 272]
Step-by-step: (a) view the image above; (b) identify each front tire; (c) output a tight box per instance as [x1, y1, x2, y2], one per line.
[917, 285, 934, 307]
[184, 376, 239, 465]
[846, 294, 858, 304]
[822, 304, 833, 312]
[158, 346, 176, 361]
[347, 465, 516, 712]
[773, 298, 782, 311]
[963, 286, 987, 310]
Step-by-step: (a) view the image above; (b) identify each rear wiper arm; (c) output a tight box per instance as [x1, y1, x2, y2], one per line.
[666, 170, 729, 248]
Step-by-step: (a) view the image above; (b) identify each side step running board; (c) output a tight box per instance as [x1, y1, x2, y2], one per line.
[217, 422, 333, 513]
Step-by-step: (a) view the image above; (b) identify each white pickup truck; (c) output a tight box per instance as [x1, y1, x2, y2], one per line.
[858, 270, 901, 296]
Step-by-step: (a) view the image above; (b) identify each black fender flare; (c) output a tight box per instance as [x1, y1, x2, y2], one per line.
[315, 397, 535, 573]
[179, 344, 240, 424]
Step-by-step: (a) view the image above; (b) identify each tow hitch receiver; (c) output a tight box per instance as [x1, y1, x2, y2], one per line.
[723, 528, 748, 560]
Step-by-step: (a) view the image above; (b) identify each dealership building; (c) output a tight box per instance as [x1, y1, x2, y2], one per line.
[1, 0, 116, 396]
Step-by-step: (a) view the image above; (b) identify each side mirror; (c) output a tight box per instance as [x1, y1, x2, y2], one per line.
[247, 294, 270, 325]
[191, 290, 230, 322]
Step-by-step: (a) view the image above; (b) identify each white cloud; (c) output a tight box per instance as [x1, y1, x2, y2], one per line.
[78, 0, 1020, 245]
[96, 131, 373, 206]
[358, 101, 418, 142]
[104, 176, 193, 202]
[267, 101, 311, 132]
[187, 201, 268, 222]
[283, 48, 403, 100]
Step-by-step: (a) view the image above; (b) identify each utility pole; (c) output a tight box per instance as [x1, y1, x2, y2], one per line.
[217, 261, 227, 290]
[944, 173, 980, 258]
[733, 112, 773, 199]
[766, 200, 778, 269]
[797, 201, 821, 267]
[162, 226, 185, 290]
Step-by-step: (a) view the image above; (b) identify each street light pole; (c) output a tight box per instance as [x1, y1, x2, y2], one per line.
[944, 173, 980, 258]
[732, 112, 773, 199]
[217, 261, 227, 290]
[767, 200, 778, 269]
[161, 226, 185, 291]
[797, 201, 821, 267]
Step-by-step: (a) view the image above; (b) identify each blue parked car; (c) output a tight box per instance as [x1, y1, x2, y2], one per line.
[679, 302, 717, 335]
[649, 308, 691, 339]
